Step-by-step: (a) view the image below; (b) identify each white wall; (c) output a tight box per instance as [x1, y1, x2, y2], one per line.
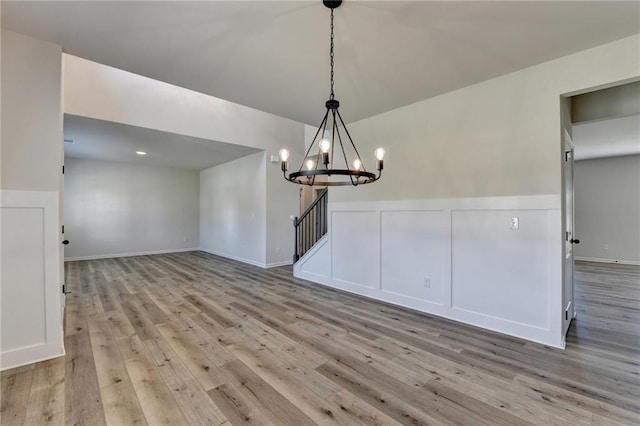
[200, 152, 299, 268]
[296, 35, 640, 348]
[1, 30, 62, 191]
[331, 35, 640, 203]
[266, 155, 299, 266]
[63, 54, 306, 156]
[574, 155, 640, 264]
[200, 152, 267, 266]
[1, 30, 65, 369]
[63, 158, 199, 260]
[64, 53, 304, 268]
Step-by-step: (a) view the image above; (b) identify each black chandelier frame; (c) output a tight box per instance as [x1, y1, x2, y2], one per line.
[280, 0, 383, 187]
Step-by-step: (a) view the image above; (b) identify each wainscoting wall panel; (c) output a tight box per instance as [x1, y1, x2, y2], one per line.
[1, 190, 64, 370]
[294, 195, 563, 348]
[451, 209, 550, 329]
[2, 207, 47, 349]
[331, 210, 379, 290]
[381, 210, 447, 305]
[298, 236, 331, 279]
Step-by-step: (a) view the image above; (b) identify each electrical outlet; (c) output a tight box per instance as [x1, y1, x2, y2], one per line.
[603, 244, 609, 250]
[423, 277, 431, 288]
[510, 217, 519, 230]
[276, 247, 281, 254]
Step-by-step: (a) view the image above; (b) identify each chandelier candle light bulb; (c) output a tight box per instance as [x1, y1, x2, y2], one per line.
[319, 138, 331, 153]
[319, 138, 330, 166]
[279, 0, 384, 187]
[279, 148, 290, 172]
[375, 147, 385, 170]
[306, 159, 316, 170]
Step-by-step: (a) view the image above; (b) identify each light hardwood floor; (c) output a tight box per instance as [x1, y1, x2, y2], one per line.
[1, 253, 639, 425]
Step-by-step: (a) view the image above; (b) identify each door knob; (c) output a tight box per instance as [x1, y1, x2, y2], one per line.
[62, 240, 69, 245]
[570, 238, 580, 244]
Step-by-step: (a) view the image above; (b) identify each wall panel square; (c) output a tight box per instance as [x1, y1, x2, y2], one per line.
[381, 210, 447, 304]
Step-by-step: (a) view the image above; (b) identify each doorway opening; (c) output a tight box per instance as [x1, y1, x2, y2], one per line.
[562, 80, 640, 344]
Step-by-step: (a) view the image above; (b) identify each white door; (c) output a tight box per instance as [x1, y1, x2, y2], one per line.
[563, 131, 577, 336]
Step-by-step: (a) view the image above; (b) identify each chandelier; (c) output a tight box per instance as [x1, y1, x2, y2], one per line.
[279, 0, 384, 187]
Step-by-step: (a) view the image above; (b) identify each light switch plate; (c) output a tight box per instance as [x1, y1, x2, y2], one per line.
[510, 217, 519, 230]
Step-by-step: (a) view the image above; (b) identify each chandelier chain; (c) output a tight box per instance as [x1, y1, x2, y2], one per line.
[330, 8, 335, 100]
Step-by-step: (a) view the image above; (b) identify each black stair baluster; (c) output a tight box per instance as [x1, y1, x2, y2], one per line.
[292, 189, 328, 262]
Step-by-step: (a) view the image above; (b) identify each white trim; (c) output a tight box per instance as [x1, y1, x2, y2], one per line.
[332, 194, 561, 212]
[64, 248, 199, 261]
[294, 195, 565, 349]
[297, 236, 327, 264]
[575, 256, 640, 266]
[1, 190, 65, 371]
[199, 248, 291, 269]
[1, 343, 65, 372]
[265, 260, 293, 269]
[295, 235, 330, 279]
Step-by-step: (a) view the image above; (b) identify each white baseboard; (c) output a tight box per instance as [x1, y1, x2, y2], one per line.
[1, 342, 65, 371]
[265, 260, 293, 268]
[575, 256, 640, 266]
[65, 248, 199, 261]
[199, 248, 292, 269]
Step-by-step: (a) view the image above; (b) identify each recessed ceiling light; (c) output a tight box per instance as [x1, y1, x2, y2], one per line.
[136, 151, 147, 156]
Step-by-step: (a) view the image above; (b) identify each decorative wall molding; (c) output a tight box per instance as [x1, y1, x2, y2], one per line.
[1, 190, 65, 370]
[295, 195, 564, 348]
[1, 343, 65, 371]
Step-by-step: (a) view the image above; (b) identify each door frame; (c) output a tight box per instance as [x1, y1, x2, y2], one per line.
[562, 127, 577, 339]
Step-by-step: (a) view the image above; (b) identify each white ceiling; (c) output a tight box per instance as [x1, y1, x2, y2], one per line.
[64, 115, 260, 170]
[3, 1, 639, 125]
[573, 114, 640, 161]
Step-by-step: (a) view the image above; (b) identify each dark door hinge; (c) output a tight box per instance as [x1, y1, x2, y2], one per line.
[62, 225, 65, 234]
[62, 165, 65, 174]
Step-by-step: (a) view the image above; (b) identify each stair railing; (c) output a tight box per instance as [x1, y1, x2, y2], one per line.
[293, 188, 328, 262]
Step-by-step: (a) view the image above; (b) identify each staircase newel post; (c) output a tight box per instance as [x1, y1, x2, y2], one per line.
[293, 217, 300, 262]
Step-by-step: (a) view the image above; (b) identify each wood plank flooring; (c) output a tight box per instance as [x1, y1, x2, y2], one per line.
[1, 253, 639, 425]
